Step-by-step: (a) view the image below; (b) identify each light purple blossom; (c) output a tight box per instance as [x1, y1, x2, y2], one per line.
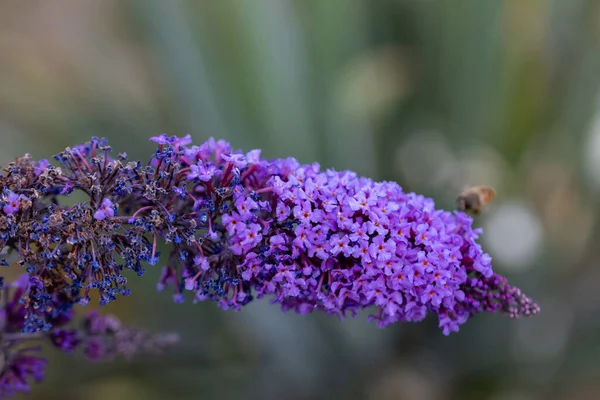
[246, 149, 262, 164]
[221, 153, 248, 169]
[187, 162, 221, 182]
[150, 134, 171, 145]
[93, 198, 115, 221]
[2, 191, 23, 215]
[33, 159, 50, 176]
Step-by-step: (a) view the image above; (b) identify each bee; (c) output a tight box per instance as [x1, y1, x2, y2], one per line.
[455, 186, 496, 215]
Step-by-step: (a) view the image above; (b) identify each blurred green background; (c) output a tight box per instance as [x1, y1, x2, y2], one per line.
[1, 1, 600, 399]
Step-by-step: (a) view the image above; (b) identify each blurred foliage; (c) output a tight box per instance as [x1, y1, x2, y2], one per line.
[1, 0, 600, 399]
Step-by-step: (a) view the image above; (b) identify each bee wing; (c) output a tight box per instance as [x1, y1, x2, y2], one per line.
[457, 183, 472, 196]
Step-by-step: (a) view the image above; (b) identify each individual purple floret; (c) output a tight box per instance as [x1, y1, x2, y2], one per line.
[93, 198, 116, 221]
[0, 135, 538, 339]
[1, 191, 24, 216]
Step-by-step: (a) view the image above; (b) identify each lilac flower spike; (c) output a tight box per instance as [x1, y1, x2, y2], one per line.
[0, 275, 177, 398]
[0, 135, 538, 338]
[0, 136, 539, 397]
[151, 136, 537, 334]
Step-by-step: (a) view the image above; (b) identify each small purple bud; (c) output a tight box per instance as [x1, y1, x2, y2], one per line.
[173, 294, 185, 304]
[184, 278, 196, 291]
[50, 329, 81, 354]
[84, 338, 105, 362]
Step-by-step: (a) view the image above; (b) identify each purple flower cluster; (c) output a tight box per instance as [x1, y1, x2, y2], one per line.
[0, 135, 538, 334]
[0, 134, 539, 396]
[0, 275, 176, 397]
[159, 142, 538, 334]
